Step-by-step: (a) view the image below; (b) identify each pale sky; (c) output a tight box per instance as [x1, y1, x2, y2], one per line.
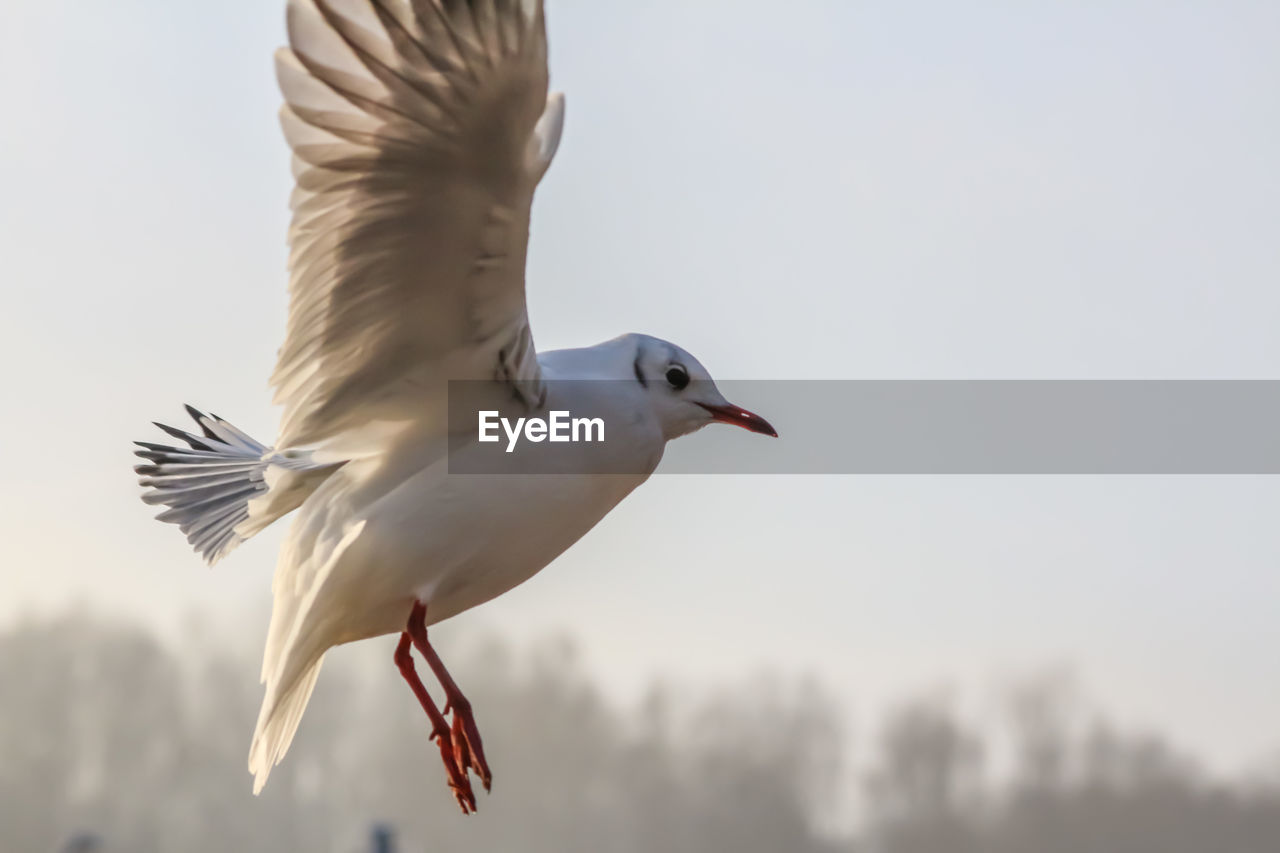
[1, 0, 1278, 778]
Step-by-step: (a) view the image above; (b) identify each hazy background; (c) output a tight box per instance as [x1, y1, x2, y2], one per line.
[1, 0, 1278, 849]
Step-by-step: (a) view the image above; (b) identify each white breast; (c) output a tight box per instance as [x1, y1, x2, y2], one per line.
[301, 424, 662, 652]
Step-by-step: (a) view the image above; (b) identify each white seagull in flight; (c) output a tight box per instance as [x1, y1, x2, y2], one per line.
[135, 0, 775, 814]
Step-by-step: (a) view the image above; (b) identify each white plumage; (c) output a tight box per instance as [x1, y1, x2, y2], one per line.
[136, 0, 776, 809]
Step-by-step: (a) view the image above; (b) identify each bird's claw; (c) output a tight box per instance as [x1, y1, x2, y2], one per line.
[431, 726, 477, 814]
[451, 712, 473, 778]
[447, 699, 492, 792]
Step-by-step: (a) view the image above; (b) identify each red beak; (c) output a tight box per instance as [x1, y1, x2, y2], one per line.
[696, 402, 778, 437]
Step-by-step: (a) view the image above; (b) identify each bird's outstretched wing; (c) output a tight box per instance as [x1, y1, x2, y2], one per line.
[274, 0, 564, 448]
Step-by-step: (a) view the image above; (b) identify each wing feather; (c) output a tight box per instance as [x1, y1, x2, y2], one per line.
[273, 0, 560, 447]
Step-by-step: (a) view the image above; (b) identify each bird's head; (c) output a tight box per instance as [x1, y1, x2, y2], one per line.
[629, 334, 777, 442]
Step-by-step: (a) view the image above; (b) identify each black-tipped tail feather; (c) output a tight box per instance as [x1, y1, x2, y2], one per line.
[135, 406, 271, 564]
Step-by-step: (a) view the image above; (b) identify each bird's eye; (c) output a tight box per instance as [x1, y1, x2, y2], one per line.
[665, 365, 689, 390]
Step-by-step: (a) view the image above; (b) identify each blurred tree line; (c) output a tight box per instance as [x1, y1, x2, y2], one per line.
[1, 613, 1278, 852]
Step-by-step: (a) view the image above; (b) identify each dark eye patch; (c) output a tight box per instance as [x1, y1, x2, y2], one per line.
[666, 365, 689, 390]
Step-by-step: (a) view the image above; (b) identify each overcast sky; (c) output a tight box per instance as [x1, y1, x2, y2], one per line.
[1, 0, 1277, 779]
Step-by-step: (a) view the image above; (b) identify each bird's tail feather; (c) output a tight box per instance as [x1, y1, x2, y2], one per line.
[134, 405, 271, 564]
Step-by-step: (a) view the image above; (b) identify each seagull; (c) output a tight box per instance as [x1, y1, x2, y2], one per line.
[134, 0, 775, 814]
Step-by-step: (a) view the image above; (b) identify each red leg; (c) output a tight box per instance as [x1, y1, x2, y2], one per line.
[406, 602, 493, 792]
[393, 632, 476, 814]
